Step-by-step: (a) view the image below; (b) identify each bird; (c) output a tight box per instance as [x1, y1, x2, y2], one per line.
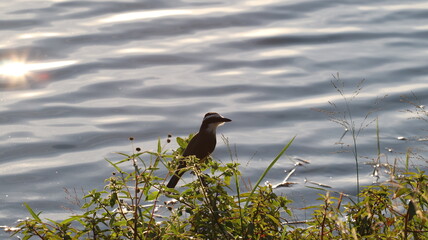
[166, 112, 232, 188]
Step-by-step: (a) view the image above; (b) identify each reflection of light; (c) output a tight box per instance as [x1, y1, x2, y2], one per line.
[259, 49, 301, 57]
[116, 48, 166, 54]
[93, 115, 164, 123]
[0, 60, 77, 77]
[175, 35, 220, 44]
[0, 59, 77, 88]
[26, 60, 78, 71]
[18, 32, 63, 39]
[253, 94, 358, 110]
[237, 28, 301, 38]
[235, 26, 361, 38]
[0, 62, 28, 77]
[414, 25, 428, 30]
[93, 116, 132, 123]
[359, 3, 428, 11]
[315, 27, 361, 33]
[213, 71, 244, 76]
[244, 0, 285, 7]
[15, 90, 52, 99]
[99, 9, 192, 23]
[260, 69, 290, 75]
[95, 7, 241, 24]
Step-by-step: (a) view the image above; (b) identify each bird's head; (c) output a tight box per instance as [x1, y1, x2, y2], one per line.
[200, 112, 231, 133]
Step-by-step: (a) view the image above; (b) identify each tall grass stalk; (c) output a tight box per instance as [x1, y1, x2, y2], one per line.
[376, 117, 381, 157]
[331, 75, 361, 201]
[405, 149, 411, 172]
[327, 73, 379, 202]
[222, 135, 245, 237]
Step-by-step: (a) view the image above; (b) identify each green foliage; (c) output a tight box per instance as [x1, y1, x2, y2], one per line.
[12, 135, 428, 240]
[285, 171, 428, 240]
[14, 136, 294, 239]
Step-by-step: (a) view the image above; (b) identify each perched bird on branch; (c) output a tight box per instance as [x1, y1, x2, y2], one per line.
[166, 112, 231, 188]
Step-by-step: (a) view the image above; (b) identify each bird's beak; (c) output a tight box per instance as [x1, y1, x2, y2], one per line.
[221, 117, 231, 122]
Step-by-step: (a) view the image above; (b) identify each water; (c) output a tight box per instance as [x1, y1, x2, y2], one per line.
[1, 0, 428, 237]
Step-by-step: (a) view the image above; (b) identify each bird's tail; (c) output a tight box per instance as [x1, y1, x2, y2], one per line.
[166, 170, 184, 188]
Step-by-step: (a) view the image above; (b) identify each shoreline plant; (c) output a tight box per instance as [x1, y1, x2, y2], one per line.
[13, 136, 296, 240]
[10, 133, 427, 240]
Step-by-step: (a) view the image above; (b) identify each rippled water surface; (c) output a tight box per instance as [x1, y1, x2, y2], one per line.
[1, 0, 428, 237]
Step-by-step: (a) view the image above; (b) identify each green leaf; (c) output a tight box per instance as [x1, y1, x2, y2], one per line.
[114, 152, 131, 158]
[224, 175, 231, 185]
[61, 215, 83, 225]
[176, 137, 186, 148]
[105, 159, 125, 174]
[120, 190, 131, 198]
[157, 137, 162, 153]
[302, 205, 319, 210]
[146, 191, 160, 201]
[305, 186, 329, 192]
[81, 202, 92, 209]
[110, 192, 118, 207]
[266, 213, 281, 226]
[239, 192, 250, 198]
[23, 202, 42, 222]
[46, 218, 59, 226]
[394, 187, 409, 198]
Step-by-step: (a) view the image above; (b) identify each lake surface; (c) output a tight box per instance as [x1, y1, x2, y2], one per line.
[1, 0, 427, 237]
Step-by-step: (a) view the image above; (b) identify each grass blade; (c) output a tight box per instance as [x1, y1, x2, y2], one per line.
[105, 158, 125, 174]
[245, 136, 295, 208]
[23, 203, 42, 222]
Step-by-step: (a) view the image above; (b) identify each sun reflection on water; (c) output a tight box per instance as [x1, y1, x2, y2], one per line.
[0, 57, 77, 88]
[0, 61, 29, 77]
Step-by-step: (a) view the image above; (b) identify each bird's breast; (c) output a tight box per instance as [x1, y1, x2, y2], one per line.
[183, 132, 217, 160]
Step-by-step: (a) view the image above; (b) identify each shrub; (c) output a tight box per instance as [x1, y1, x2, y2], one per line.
[13, 135, 427, 239]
